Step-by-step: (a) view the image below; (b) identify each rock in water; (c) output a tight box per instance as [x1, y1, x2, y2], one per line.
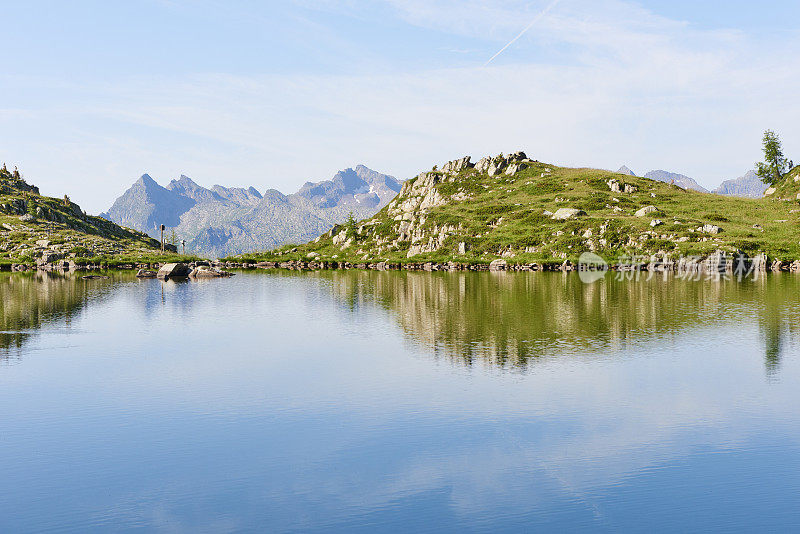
[157, 263, 192, 279]
[136, 269, 157, 278]
[189, 266, 234, 278]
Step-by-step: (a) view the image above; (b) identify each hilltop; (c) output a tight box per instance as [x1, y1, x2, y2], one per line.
[102, 165, 401, 257]
[230, 153, 800, 267]
[0, 164, 196, 269]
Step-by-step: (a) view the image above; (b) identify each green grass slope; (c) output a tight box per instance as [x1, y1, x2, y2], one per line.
[0, 165, 201, 267]
[229, 153, 800, 266]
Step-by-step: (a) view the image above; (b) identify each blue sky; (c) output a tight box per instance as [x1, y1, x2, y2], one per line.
[2, 0, 800, 212]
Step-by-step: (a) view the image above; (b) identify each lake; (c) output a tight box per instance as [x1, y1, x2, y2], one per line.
[1, 270, 800, 532]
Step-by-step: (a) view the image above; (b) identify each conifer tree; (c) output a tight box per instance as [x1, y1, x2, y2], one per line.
[756, 130, 789, 185]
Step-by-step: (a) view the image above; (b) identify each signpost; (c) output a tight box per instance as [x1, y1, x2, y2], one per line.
[160, 224, 165, 254]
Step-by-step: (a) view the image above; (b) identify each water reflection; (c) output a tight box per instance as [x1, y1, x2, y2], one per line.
[2, 270, 800, 531]
[2, 270, 799, 378]
[0, 271, 135, 356]
[312, 271, 800, 375]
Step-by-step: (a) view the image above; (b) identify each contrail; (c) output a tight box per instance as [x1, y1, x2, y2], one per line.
[483, 0, 564, 67]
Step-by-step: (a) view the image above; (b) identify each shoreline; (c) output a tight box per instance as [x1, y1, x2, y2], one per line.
[221, 256, 800, 274]
[6, 253, 800, 275]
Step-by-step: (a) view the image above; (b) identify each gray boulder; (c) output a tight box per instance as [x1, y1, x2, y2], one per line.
[635, 205, 659, 217]
[157, 262, 192, 279]
[552, 208, 586, 220]
[190, 266, 234, 278]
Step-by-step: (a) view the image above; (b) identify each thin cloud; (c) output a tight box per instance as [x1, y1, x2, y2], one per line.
[483, 0, 565, 66]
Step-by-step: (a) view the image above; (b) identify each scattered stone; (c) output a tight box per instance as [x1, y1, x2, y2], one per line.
[764, 187, 776, 196]
[136, 269, 157, 278]
[650, 219, 664, 227]
[551, 208, 586, 220]
[699, 224, 721, 234]
[635, 205, 659, 217]
[306, 252, 320, 259]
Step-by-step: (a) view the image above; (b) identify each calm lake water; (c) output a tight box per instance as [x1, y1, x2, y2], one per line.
[2, 270, 800, 533]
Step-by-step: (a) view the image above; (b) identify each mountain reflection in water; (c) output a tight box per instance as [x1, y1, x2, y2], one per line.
[2, 270, 798, 378]
[316, 271, 800, 375]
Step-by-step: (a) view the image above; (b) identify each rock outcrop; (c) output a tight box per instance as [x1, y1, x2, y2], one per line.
[157, 263, 192, 279]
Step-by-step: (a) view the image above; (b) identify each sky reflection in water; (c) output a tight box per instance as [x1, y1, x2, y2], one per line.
[1, 271, 799, 532]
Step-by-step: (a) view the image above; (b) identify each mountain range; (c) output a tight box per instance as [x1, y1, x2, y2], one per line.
[251, 153, 800, 266]
[101, 165, 401, 257]
[617, 166, 767, 198]
[100, 161, 769, 258]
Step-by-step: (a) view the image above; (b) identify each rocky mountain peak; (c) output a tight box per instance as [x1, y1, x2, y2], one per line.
[644, 170, 709, 193]
[713, 170, 767, 198]
[103, 165, 399, 257]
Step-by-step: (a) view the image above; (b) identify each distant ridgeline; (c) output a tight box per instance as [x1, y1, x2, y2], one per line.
[101, 165, 402, 258]
[235, 152, 800, 267]
[617, 166, 769, 198]
[0, 164, 170, 268]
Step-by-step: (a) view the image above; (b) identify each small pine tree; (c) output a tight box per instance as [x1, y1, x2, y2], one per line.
[12, 166, 20, 180]
[27, 198, 37, 220]
[63, 194, 70, 207]
[756, 130, 789, 185]
[345, 211, 357, 237]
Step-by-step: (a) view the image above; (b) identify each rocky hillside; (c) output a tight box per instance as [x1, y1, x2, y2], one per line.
[0, 164, 175, 267]
[103, 165, 401, 257]
[764, 166, 800, 200]
[238, 152, 800, 265]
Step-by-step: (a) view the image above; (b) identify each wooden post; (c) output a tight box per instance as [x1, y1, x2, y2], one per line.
[160, 224, 165, 254]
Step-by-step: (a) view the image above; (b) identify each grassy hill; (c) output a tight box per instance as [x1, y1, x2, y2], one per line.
[228, 153, 800, 266]
[0, 164, 201, 268]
